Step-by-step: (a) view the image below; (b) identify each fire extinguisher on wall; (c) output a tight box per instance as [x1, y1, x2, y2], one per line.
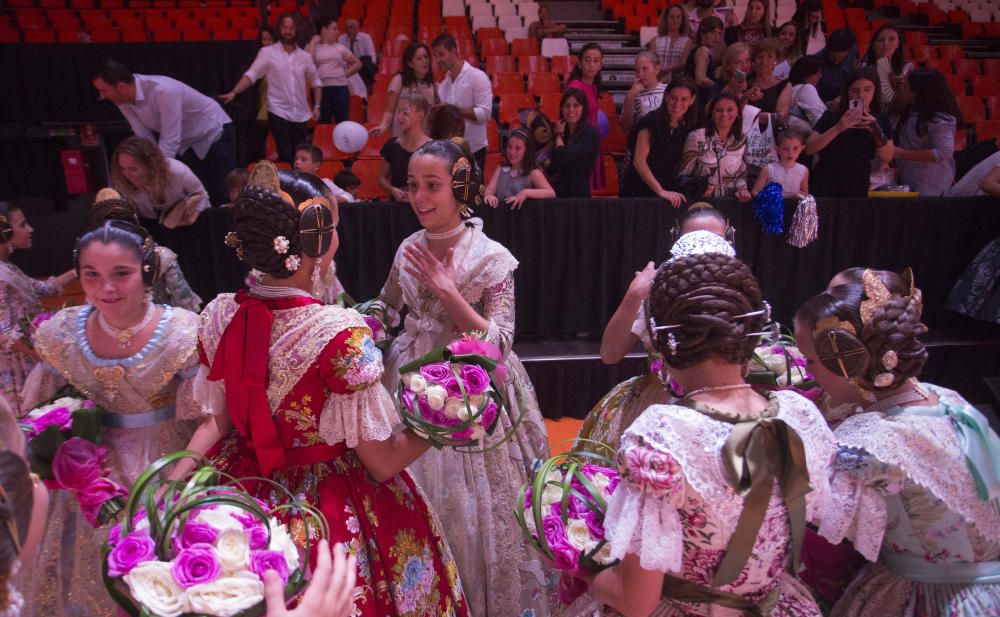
[61, 150, 90, 194]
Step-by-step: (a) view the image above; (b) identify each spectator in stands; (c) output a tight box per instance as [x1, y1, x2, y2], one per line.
[620, 51, 667, 133]
[528, 6, 567, 42]
[892, 68, 960, 196]
[684, 16, 724, 121]
[688, 0, 730, 37]
[370, 42, 438, 138]
[339, 18, 377, 93]
[648, 4, 692, 80]
[221, 13, 321, 165]
[751, 128, 809, 196]
[812, 28, 857, 102]
[432, 34, 493, 170]
[723, 0, 771, 52]
[858, 25, 913, 119]
[292, 143, 354, 203]
[92, 59, 235, 208]
[948, 152, 1000, 197]
[746, 38, 791, 121]
[678, 93, 752, 200]
[428, 104, 466, 140]
[620, 77, 697, 203]
[567, 43, 608, 192]
[787, 56, 826, 132]
[223, 167, 249, 206]
[111, 136, 209, 229]
[709, 42, 750, 102]
[774, 21, 802, 80]
[794, 0, 826, 55]
[806, 69, 894, 197]
[484, 129, 556, 208]
[548, 89, 600, 198]
[379, 93, 431, 202]
[254, 26, 276, 160]
[306, 17, 362, 124]
[333, 170, 362, 201]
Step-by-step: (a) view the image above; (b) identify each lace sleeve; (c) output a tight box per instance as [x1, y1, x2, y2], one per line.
[816, 447, 901, 562]
[371, 259, 404, 330]
[316, 326, 397, 447]
[31, 276, 62, 298]
[603, 434, 687, 573]
[480, 274, 515, 356]
[158, 251, 203, 312]
[0, 284, 21, 353]
[21, 362, 66, 412]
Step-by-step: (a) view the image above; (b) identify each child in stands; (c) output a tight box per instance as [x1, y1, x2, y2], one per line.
[292, 143, 353, 203]
[752, 129, 809, 197]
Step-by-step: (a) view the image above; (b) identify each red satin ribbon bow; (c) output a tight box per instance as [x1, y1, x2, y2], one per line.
[208, 290, 321, 476]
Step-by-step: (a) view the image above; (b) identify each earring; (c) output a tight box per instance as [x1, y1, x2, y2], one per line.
[667, 332, 678, 355]
[310, 262, 322, 298]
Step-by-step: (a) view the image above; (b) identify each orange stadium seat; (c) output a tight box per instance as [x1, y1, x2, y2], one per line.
[350, 159, 387, 200]
[493, 72, 525, 94]
[499, 93, 535, 126]
[517, 54, 546, 76]
[527, 72, 561, 94]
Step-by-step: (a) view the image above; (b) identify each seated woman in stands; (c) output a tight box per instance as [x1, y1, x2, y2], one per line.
[548, 88, 600, 198]
[892, 68, 961, 197]
[484, 128, 556, 208]
[806, 69, 894, 197]
[378, 92, 431, 203]
[677, 93, 752, 201]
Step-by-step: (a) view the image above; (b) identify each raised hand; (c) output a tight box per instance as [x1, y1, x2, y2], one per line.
[403, 243, 458, 298]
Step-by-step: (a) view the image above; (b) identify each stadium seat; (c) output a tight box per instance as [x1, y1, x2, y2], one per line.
[350, 159, 387, 200]
[480, 37, 509, 57]
[488, 119, 500, 153]
[972, 76, 1000, 97]
[527, 71, 561, 94]
[318, 160, 345, 179]
[493, 72, 525, 94]
[485, 55, 516, 74]
[550, 55, 577, 78]
[313, 124, 351, 161]
[592, 155, 619, 197]
[517, 54, 546, 76]
[511, 38, 538, 56]
[976, 120, 1000, 142]
[539, 92, 561, 121]
[484, 152, 503, 184]
[956, 96, 985, 122]
[359, 126, 389, 159]
[499, 93, 535, 126]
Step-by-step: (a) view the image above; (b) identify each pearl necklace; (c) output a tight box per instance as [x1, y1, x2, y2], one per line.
[97, 302, 155, 349]
[251, 283, 312, 299]
[684, 383, 752, 399]
[863, 380, 930, 413]
[426, 223, 466, 240]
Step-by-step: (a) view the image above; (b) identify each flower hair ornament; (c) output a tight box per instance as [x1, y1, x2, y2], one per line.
[859, 267, 923, 389]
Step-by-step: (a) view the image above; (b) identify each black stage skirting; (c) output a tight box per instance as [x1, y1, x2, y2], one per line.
[14, 196, 1000, 340]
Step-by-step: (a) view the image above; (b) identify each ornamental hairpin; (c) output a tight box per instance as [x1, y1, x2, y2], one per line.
[860, 269, 892, 326]
[451, 157, 484, 214]
[224, 231, 245, 261]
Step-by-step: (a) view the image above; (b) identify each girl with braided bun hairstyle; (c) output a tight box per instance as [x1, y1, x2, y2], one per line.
[0, 203, 76, 417]
[370, 139, 552, 617]
[795, 268, 1000, 616]
[89, 188, 202, 312]
[196, 163, 468, 617]
[583, 252, 834, 617]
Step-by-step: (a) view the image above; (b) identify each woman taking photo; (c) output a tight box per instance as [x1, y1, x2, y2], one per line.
[373, 140, 551, 616]
[566, 43, 608, 193]
[806, 69, 894, 197]
[774, 21, 803, 80]
[370, 41, 438, 138]
[0, 204, 75, 417]
[724, 0, 771, 51]
[858, 25, 912, 118]
[621, 77, 697, 202]
[678, 93, 752, 201]
[111, 136, 209, 231]
[379, 92, 431, 202]
[548, 89, 601, 198]
[893, 67, 960, 196]
[483, 129, 556, 208]
[648, 4, 692, 80]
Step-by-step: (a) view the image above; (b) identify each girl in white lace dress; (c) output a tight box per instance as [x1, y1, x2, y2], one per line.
[795, 268, 1000, 616]
[583, 252, 834, 616]
[373, 140, 552, 617]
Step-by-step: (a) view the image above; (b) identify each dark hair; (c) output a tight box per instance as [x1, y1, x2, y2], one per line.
[75, 219, 150, 274]
[232, 186, 305, 279]
[504, 129, 537, 174]
[334, 169, 360, 189]
[648, 253, 766, 369]
[776, 127, 805, 145]
[401, 42, 434, 87]
[431, 33, 457, 52]
[568, 43, 603, 92]
[740, 0, 772, 36]
[258, 25, 275, 43]
[93, 58, 134, 85]
[796, 269, 927, 389]
[788, 55, 822, 85]
[679, 202, 726, 234]
[225, 167, 250, 191]
[836, 68, 881, 115]
[655, 76, 698, 127]
[276, 11, 297, 30]
[278, 169, 330, 203]
[696, 16, 724, 45]
[826, 28, 855, 53]
[657, 4, 690, 37]
[89, 196, 142, 228]
[413, 138, 481, 176]
[559, 88, 590, 138]
[429, 104, 465, 139]
[314, 16, 335, 32]
[0, 203, 20, 245]
[906, 67, 962, 136]
[295, 143, 322, 164]
[861, 25, 905, 75]
[705, 93, 743, 139]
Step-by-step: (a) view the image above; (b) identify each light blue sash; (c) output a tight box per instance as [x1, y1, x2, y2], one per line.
[101, 404, 176, 429]
[882, 550, 1000, 585]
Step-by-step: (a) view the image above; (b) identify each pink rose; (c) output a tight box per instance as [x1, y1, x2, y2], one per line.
[443, 376, 465, 398]
[52, 437, 105, 491]
[451, 427, 474, 441]
[460, 364, 490, 395]
[26, 407, 72, 438]
[107, 531, 156, 577]
[76, 477, 128, 527]
[250, 549, 290, 584]
[31, 312, 53, 329]
[419, 363, 451, 385]
[618, 446, 683, 500]
[173, 521, 219, 551]
[479, 400, 498, 429]
[171, 544, 222, 589]
[82, 399, 97, 409]
[246, 524, 270, 550]
[363, 315, 384, 340]
[448, 337, 502, 361]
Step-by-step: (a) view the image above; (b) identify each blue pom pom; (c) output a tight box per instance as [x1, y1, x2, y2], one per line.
[752, 182, 785, 235]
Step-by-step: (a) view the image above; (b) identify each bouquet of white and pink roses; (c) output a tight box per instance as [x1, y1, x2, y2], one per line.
[20, 388, 127, 527]
[395, 334, 514, 451]
[103, 451, 327, 617]
[516, 446, 620, 603]
[17, 309, 52, 349]
[747, 334, 822, 401]
[335, 293, 390, 352]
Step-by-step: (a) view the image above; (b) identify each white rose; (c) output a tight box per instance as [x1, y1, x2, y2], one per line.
[591, 472, 612, 495]
[592, 542, 615, 565]
[457, 405, 471, 421]
[213, 528, 250, 573]
[424, 385, 447, 411]
[763, 353, 788, 376]
[408, 374, 427, 394]
[545, 469, 565, 484]
[565, 518, 593, 552]
[523, 508, 537, 535]
[123, 561, 188, 617]
[540, 484, 563, 509]
[468, 394, 486, 409]
[268, 518, 300, 571]
[443, 398, 464, 420]
[186, 572, 264, 617]
[196, 508, 243, 533]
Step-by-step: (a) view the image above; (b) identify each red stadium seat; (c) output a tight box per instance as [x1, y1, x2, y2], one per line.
[350, 159, 387, 200]
[517, 54, 546, 76]
[527, 72, 562, 94]
[485, 55, 516, 74]
[493, 72, 525, 94]
[498, 93, 535, 126]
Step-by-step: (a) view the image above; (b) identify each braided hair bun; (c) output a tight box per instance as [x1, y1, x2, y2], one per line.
[232, 184, 304, 279]
[648, 253, 766, 369]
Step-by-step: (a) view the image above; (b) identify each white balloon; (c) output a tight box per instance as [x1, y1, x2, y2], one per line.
[332, 121, 368, 153]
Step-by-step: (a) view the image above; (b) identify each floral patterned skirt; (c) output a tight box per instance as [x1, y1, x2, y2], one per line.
[948, 235, 1000, 324]
[209, 433, 469, 617]
[576, 373, 675, 454]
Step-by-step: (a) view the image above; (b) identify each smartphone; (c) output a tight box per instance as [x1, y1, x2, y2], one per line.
[849, 98, 862, 113]
[734, 69, 746, 84]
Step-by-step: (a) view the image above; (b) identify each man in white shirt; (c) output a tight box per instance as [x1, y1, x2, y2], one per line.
[220, 13, 322, 164]
[338, 19, 377, 93]
[92, 59, 234, 207]
[431, 34, 493, 170]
